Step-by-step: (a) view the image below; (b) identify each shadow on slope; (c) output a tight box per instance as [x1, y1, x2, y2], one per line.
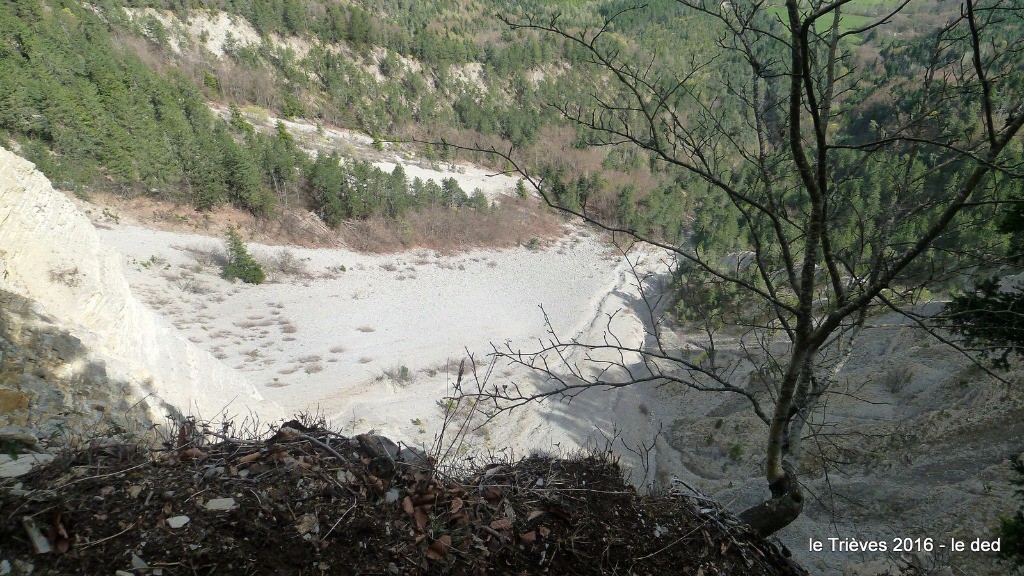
[0, 289, 164, 439]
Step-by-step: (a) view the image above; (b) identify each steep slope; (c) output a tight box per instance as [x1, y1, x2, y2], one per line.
[0, 146, 281, 433]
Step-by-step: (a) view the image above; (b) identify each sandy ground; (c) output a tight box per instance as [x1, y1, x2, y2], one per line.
[90, 217, 680, 478]
[372, 161, 519, 201]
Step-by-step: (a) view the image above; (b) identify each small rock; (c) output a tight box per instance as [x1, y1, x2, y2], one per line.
[21, 516, 52, 553]
[128, 485, 143, 498]
[0, 559, 11, 575]
[296, 513, 319, 535]
[0, 390, 30, 414]
[131, 554, 148, 570]
[0, 454, 55, 478]
[205, 497, 237, 511]
[384, 489, 400, 503]
[203, 466, 225, 479]
[0, 426, 38, 449]
[116, 571, 133, 576]
[166, 516, 190, 529]
[397, 445, 428, 468]
[337, 470, 354, 483]
[386, 562, 400, 575]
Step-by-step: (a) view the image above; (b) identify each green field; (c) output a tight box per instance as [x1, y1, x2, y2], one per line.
[765, 0, 905, 42]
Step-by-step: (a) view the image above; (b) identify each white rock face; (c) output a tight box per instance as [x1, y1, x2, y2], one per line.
[0, 147, 281, 425]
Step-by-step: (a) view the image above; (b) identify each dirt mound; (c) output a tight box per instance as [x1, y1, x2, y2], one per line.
[1, 422, 803, 575]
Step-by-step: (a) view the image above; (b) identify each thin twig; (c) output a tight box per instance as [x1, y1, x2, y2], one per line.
[323, 501, 358, 540]
[79, 519, 141, 548]
[59, 461, 152, 488]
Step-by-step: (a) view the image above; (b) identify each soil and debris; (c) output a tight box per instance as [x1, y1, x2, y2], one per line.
[1, 420, 806, 575]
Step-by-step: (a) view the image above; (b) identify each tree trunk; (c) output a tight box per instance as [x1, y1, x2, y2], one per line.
[738, 471, 804, 537]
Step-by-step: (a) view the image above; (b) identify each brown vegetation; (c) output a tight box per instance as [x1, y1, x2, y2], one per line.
[75, 187, 564, 254]
[0, 421, 804, 575]
[339, 196, 563, 253]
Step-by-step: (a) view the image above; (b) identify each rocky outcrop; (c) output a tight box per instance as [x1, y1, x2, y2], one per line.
[0, 289, 143, 435]
[0, 147, 281, 435]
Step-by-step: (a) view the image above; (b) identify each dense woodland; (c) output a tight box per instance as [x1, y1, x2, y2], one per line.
[0, 0, 731, 240]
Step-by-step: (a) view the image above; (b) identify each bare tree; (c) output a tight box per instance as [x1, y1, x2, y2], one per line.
[454, 0, 1024, 537]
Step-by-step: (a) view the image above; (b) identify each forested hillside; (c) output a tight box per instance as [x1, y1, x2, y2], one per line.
[2, 0, 1002, 252]
[0, 0, 1017, 258]
[0, 0, 738, 244]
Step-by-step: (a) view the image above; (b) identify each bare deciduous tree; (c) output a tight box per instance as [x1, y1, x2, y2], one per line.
[456, 0, 1024, 536]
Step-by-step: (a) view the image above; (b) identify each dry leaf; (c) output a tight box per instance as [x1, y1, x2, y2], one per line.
[414, 534, 427, 544]
[538, 526, 551, 538]
[425, 535, 452, 560]
[547, 504, 571, 522]
[450, 497, 464, 514]
[519, 531, 536, 544]
[402, 496, 414, 516]
[367, 475, 384, 496]
[178, 448, 208, 460]
[527, 510, 545, 521]
[490, 518, 512, 531]
[412, 493, 438, 506]
[238, 452, 261, 464]
[414, 508, 428, 532]
[49, 512, 70, 554]
[486, 536, 502, 552]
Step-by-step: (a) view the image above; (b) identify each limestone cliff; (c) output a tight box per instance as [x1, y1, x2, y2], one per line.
[0, 147, 281, 433]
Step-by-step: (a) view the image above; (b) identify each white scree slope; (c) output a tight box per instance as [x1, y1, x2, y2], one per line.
[0, 147, 282, 425]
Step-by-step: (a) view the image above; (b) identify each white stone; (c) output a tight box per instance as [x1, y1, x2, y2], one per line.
[0, 454, 55, 478]
[0, 147, 282, 425]
[204, 497, 237, 511]
[166, 516, 190, 529]
[131, 554, 148, 570]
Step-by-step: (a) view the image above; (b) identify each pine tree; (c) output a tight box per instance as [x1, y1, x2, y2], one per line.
[222, 228, 265, 285]
[1002, 457, 1024, 569]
